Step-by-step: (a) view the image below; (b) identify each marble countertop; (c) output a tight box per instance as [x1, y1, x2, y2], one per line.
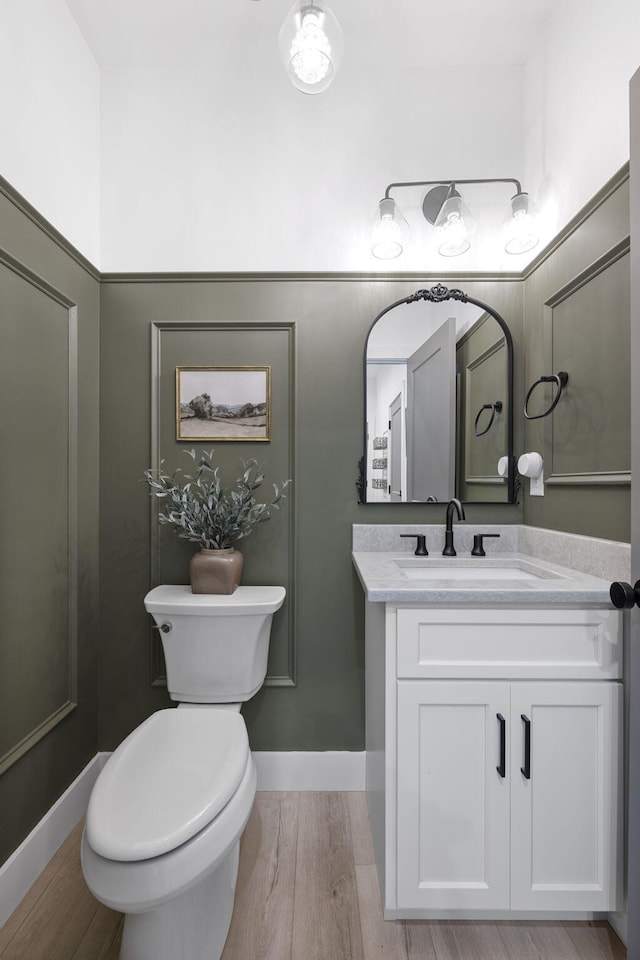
[352, 550, 616, 605]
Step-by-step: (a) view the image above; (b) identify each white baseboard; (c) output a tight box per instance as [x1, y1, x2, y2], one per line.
[0, 749, 364, 928]
[0, 753, 109, 928]
[252, 751, 366, 791]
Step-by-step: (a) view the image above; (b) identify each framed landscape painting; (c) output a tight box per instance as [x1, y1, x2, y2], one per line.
[176, 366, 271, 441]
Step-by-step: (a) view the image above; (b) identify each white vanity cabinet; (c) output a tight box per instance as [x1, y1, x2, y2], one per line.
[366, 603, 623, 919]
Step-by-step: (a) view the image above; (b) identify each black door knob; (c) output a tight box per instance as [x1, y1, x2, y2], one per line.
[609, 580, 640, 609]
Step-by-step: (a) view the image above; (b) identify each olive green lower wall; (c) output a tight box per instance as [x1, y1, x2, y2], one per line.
[98, 277, 524, 752]
[522, 171, 631, 542]
[99, 165, 632, 756]
[0, 180, 100, 865]
[0, 164, 629, 866]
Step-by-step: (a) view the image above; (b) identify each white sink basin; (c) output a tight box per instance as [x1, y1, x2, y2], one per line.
[395, 559, 563, 582]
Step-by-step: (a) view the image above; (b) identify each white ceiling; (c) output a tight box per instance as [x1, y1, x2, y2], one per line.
[64, 0, 558, 69]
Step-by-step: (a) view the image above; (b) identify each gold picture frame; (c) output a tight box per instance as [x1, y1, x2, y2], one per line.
[176, 366, 271, 441]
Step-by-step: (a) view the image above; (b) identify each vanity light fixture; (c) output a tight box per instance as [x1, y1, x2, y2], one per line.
[279, 0, 343, 95]
[371, 178, 540, 259]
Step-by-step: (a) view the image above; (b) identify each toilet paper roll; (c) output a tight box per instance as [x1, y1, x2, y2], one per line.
[517, 452, 543, 478]
[497, 456, 509, 478]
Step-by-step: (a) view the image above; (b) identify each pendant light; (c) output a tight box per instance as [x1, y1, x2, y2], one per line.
[279, 1, 344, 95]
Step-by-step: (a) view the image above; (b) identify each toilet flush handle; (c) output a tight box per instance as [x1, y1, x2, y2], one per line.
[152, 621, 173, 633]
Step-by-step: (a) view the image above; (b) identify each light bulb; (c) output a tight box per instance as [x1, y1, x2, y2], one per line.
[438, 209, 471, 257]
[435, 194, 473, 257]
[504, 192, 540, 254]
[424, 185, 476, 257]
[291, 9, 331, 85]
[279, 2, 343, 95]
[371, 198, 408, 260]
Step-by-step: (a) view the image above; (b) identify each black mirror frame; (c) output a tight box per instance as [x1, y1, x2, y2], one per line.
[359, 283, 516, 505]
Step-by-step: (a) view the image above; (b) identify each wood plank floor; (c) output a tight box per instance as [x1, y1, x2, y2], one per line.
[0, 792, 627, 960]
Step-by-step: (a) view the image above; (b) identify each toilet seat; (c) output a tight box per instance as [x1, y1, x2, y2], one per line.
[86, 708, 250, 862]
[82, 752, 256, 914]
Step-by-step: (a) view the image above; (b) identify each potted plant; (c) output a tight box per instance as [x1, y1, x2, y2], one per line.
[143, 448, 290, 594]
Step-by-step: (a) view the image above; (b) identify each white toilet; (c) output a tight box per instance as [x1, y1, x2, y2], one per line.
[81, 584, 286, 960]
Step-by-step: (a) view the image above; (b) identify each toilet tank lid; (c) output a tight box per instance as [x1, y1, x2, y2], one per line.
[85, 709, 250, 862]
[144, 584, 286, 616]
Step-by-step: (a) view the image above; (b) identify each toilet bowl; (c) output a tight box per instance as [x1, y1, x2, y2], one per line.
[81, 585, 285, 960]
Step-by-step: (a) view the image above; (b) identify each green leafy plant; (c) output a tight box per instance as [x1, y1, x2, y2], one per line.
[143, 448, 290, 550]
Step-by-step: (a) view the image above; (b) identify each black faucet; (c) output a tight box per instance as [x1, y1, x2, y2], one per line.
[443, 498, 466, 556]
[400, 533, 428, 556]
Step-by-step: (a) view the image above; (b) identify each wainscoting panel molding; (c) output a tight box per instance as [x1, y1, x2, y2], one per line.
[149, 321, 296, 687]
[543, 238, 630, 486]
[0, 250, 79, 775]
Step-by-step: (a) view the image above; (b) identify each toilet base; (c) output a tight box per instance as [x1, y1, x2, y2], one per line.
[120, 842, 240, 960]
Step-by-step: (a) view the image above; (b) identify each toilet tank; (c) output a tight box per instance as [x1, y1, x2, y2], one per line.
[144, 585, 286, 703]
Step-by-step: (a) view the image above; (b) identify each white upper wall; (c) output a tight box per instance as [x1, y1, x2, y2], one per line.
[91, 0, 531, 272]
[524, 0, 640, 237]
[99, 60, 524, 272]
[0, 0, 100, 264]
[1, 1, 639, 271]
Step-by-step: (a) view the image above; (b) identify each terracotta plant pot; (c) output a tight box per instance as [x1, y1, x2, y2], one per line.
[189, 547, 244, 595]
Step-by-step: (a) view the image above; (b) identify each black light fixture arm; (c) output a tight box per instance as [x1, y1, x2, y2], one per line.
[383, 177, 524, 200]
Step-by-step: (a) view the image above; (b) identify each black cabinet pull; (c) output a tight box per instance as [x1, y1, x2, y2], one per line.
[521, 714, 531, 780]
[496, 713, 506, 778]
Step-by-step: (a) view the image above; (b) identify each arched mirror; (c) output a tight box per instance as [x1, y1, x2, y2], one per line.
[361, 284, 515, 504]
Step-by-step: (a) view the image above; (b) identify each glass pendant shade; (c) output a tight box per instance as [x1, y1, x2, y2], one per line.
[504, 192, 540, 254]
[371, 198, 409, 260]
[433, 188, 476, 257]
[279, 1, 343, 95]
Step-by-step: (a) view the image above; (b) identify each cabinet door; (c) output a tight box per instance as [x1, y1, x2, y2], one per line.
[510, 681, 621, 911]
[396, 681, 510, 910]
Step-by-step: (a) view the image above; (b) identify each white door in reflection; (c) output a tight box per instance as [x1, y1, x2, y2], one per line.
[406, 318, 456, 502]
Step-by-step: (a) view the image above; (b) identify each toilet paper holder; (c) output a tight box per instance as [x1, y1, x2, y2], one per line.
[517, 451, 544, 496]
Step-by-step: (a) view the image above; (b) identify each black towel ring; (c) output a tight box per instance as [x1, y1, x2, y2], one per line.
[473, 400, 503, 438]
[523, 371, 569, 420]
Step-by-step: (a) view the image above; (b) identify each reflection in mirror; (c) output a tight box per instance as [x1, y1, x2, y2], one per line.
[363, 285, 514, 504]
